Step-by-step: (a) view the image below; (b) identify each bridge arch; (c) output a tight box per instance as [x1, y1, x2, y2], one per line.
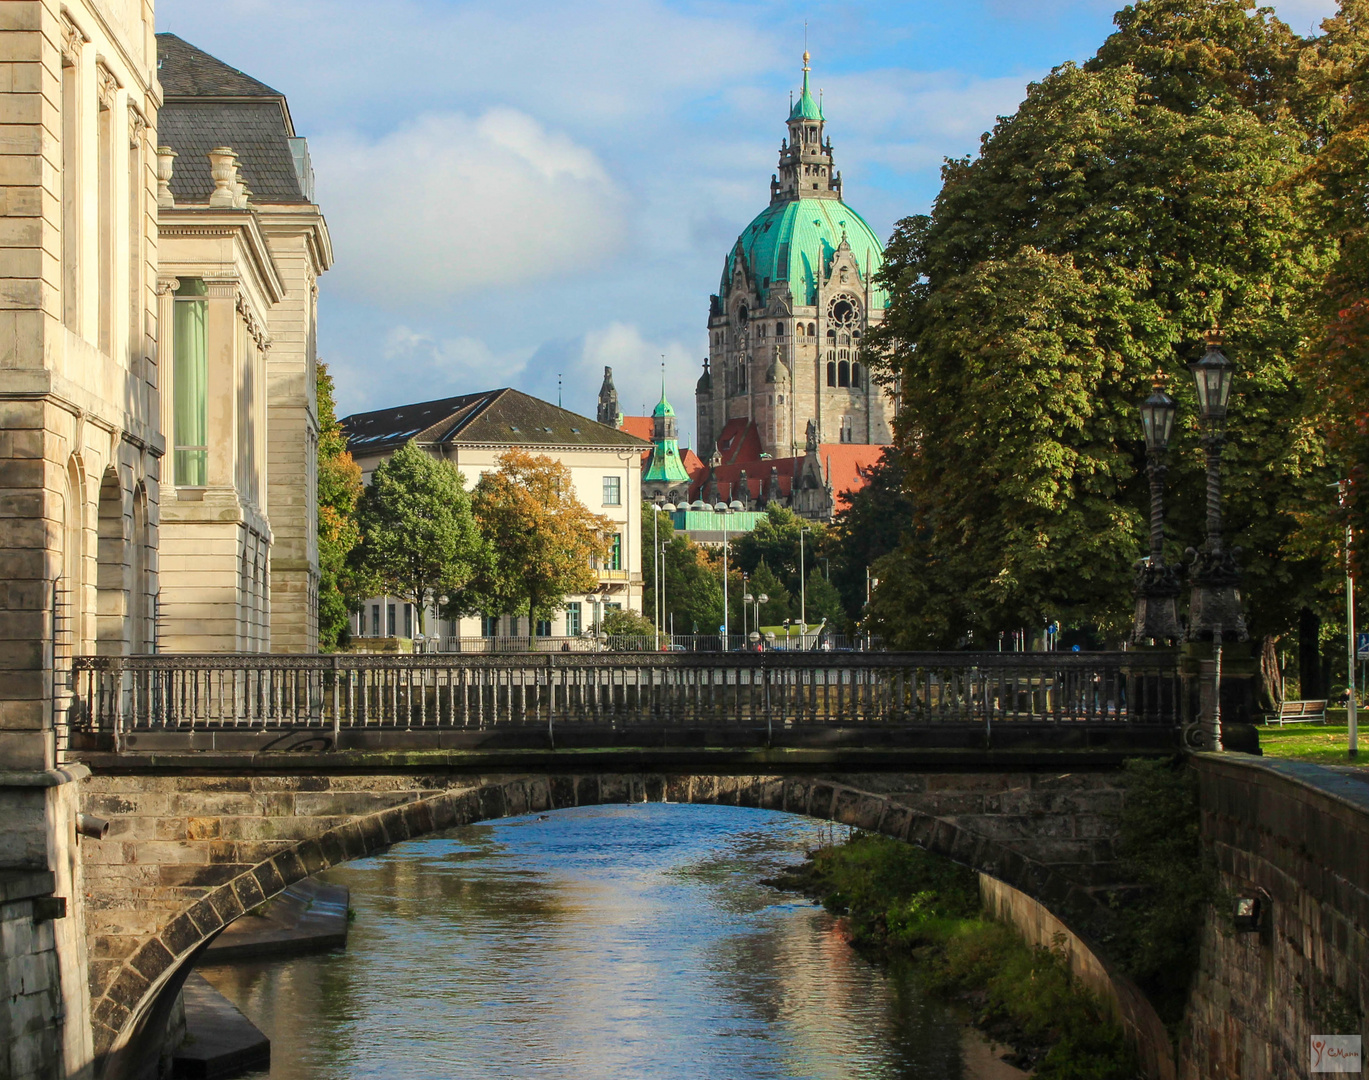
[87, 770, 1115, 1080]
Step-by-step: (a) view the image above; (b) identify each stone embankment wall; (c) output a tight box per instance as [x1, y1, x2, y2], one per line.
[979, 874, 1176, 1080]
[1181, 756, 1369, 1079]
[0, 870, 64, 1080]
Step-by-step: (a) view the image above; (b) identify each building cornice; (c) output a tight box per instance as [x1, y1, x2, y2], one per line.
[158, 206, 286, 306]
[255, 205, 334, 274]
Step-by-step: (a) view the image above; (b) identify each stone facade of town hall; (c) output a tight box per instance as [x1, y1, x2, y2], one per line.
[695, 54, 895, 462]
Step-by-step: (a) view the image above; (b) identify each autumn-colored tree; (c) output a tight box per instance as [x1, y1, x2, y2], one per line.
[470, 449, 613, 643]
[354, 441, 486, 636]
[316, 362, 363, 650]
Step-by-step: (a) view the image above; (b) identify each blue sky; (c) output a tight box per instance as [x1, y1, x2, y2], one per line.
[157, 0, 1338, 444]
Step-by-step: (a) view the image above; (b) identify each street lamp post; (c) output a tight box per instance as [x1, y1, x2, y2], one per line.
[800, 526, 811, 631]
[712, 499, 741, 649]
[1132, 372, 1182, 645]
[651, 497, 675, 649]
[1185, 333, 1248, 751]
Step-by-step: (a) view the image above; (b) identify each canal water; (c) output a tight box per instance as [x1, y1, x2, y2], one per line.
[197, 802, 1013, 1079]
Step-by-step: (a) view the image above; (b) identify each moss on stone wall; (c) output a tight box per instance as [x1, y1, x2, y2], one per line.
[772, 833, 1139, 1078]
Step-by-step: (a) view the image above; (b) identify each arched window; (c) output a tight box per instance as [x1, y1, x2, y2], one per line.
[776, 322, 785, 337]
[808, 322, 816, 335]
[827, 329, 837, 343]
[852, 362, 862, 388]
[826, 361, 836, 387]
[838, 361, 850, 388]
[737, 363, 747, 392]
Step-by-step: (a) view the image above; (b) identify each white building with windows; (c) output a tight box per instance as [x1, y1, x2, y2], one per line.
[341, 389, 647, 648]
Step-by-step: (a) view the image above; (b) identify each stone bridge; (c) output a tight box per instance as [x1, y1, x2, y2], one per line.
[74, 752, 1141, 1080]
[8, 650, 1197, 1080]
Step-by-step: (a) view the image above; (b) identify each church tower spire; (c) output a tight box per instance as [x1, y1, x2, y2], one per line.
[596, 366, 620, 427]
[772, 51, 840, 205]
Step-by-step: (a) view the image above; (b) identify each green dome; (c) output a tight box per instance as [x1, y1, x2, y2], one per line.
[652, 393, 675, 418]
[722, 197, 888, 310]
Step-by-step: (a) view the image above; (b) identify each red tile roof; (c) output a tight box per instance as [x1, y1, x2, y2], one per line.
[619, 415, 654, 441]
[715, 418, 764, 464]
[685, 444, 883, 513]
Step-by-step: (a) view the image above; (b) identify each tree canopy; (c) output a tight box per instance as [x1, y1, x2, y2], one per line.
[861, 0, 1347, 649]
[470, 449, 613, 635]
[354, 440, 486, 636]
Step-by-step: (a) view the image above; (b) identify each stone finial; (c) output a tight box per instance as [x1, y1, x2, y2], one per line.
[208, 147, 240, 208]
[156, 147, 176, 208]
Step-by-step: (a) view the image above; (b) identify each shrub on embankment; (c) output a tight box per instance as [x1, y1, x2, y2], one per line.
[775, 834, 1139, 1078]
[1105, 757, 1215, 1031]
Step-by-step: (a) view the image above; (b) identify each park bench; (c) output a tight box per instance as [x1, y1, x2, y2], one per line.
[1274, 699, 1328, 726]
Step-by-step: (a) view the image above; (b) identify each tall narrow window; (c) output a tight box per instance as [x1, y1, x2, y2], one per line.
[61, 47, 80, 331]
[535, 618, 552, 637]
[96, 72, 113, 357]
[566, 602, 582, 636]
[609, 533, 622, 571]
[128, 111, 144, 368]
[173, 280, 208, 486]
[481, 614, 497, 638]
[826, 361, 836, 387]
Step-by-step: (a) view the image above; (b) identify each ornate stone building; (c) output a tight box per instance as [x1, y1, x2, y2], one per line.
[696, 54, 893, 460]
[153, 35, 332, 652]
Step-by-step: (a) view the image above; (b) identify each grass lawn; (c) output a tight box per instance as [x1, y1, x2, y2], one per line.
[1256, 715, 1369, 766]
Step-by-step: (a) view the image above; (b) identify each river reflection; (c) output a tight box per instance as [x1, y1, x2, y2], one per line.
[197, 803, 980, 1079]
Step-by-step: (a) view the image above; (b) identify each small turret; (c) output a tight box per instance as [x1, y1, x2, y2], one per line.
[597, 366, 620, 427]
[774, 52, 838, 204]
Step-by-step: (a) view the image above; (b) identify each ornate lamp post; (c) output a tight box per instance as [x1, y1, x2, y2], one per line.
[1132, 372, 1182, 644]
[1185, 332, 1248, 750]
[1185, 334, 1247, 644]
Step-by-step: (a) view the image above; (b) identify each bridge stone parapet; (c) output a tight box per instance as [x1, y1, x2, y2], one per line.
[73, 754, 1137, 1079]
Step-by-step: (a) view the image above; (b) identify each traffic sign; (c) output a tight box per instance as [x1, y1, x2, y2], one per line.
[1357, 632, 1369, 661]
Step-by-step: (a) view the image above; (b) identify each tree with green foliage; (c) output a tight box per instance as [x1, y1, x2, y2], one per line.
[641, 504, 725, 636]
[745, 560, 792, 627]
[803, 569, 846, 628]
[471, 449, 613, 643]
[862, 0, 1340, 649]
[734, 504, 823, 602]
[354, 441, 486, 637]
[315, 362, 363, 650]
[824, 448, 913, 626]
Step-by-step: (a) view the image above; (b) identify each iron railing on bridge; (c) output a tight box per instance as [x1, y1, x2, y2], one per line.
[68, 651, 1184, 749]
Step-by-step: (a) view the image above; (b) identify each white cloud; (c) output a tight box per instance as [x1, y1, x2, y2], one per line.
[332, 324, 534, 413]
[577, 322, 702, 440]
[312, 109, 627, 305]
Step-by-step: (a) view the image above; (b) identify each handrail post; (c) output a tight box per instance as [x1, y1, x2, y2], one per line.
[331, 654, 342, 749]
[111, 659, 125, 754]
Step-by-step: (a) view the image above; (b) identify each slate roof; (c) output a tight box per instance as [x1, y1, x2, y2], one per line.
[157, 33, 284, 100]
[341, 389, 650, 458]
[156, 34, 308, 205]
